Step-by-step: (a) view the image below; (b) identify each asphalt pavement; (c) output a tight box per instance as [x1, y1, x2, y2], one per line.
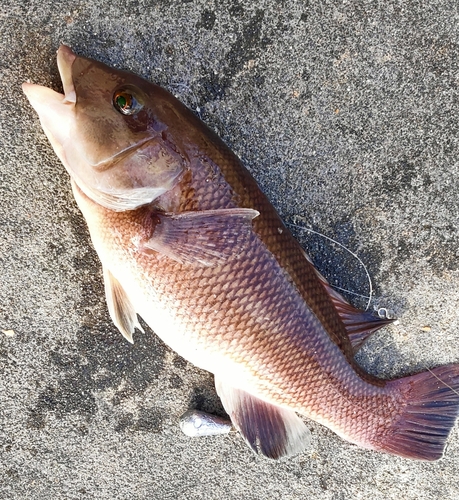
[1, 1, 459, 498]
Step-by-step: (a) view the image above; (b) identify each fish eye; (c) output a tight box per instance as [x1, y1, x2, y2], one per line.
[113, 89, 143, 115]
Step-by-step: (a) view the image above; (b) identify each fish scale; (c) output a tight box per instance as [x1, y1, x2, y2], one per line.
[23, 45, 459, 460]
[74, 182, 398, 432]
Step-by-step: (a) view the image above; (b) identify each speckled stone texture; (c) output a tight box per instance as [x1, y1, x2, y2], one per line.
[2, 1, 459, 499]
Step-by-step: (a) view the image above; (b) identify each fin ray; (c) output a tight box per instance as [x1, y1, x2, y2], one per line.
[143, 208, 259, 267]
[374, 364, 459, 460]
[215, 377, 311, 459]
[302, 249, 393, 350]
[103, 267, 144, 343]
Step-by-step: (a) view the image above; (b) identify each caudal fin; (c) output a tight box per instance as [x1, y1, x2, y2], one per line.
[375, 364, 459, 460]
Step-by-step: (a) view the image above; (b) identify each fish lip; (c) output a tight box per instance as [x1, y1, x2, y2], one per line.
[21, 45, 76, 107]
[57, 45, 77, 103]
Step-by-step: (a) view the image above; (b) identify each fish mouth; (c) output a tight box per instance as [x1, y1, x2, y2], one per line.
[22, 46, 79, 177]
[56, 45, 77, 103]
[22, 45, 77, 106]
[22, 45, 78, 134]
[23, 45, 148, 169]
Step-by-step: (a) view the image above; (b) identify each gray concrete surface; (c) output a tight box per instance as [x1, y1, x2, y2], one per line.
[1, 1, 459, 498]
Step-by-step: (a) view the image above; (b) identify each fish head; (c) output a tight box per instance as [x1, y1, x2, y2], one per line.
[22, 45, 184, 210]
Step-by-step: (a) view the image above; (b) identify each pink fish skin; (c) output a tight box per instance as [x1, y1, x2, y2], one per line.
[23, 45, 459, 460]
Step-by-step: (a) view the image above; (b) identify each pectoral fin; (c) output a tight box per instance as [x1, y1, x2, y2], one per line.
[143, 208, 259, 266]
[215, 377, 311, 459]
[103, 267, 144, 343]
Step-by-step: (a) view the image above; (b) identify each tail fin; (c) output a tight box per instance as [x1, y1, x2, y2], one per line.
[375, 364, 459, 460]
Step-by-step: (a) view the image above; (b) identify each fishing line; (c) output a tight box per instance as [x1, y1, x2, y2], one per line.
[288, 223, 374, 311]
[427, 368, 459, 397]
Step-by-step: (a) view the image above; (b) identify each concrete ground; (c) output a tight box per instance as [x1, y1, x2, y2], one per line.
[1, 0, 459, 498]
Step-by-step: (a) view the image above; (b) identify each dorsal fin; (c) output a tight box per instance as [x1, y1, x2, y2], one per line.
[301, 249, 394, 351]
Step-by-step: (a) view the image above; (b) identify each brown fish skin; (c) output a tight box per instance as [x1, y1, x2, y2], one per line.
[23, 46, 459, 461]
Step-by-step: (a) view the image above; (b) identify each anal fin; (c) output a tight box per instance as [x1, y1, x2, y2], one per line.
[103, 267, 144, 343]
[215, 377, 311, 459]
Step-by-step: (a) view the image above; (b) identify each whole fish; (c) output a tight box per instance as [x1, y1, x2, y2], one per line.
[23, 45, 459, 460]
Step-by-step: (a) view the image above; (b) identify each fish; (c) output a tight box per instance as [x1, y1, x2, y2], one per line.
[23, 45, 459, 461]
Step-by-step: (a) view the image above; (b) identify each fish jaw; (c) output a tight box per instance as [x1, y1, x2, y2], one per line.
[23, 45, 184, 211]
[22, 79, 103, 207]
[56, 44, 77, 103]
[22, 45, 77, 155]
[22, 82, 75, 170]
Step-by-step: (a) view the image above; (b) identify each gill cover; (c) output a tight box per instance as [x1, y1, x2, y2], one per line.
[22, 45, 184, 211]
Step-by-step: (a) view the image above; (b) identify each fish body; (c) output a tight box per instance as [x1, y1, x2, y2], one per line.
[23, 46, 459, 460]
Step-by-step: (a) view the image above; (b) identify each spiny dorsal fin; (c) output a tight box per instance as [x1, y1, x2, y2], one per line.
[103, 267, 144, 343]
[215, 377, 311, 459]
